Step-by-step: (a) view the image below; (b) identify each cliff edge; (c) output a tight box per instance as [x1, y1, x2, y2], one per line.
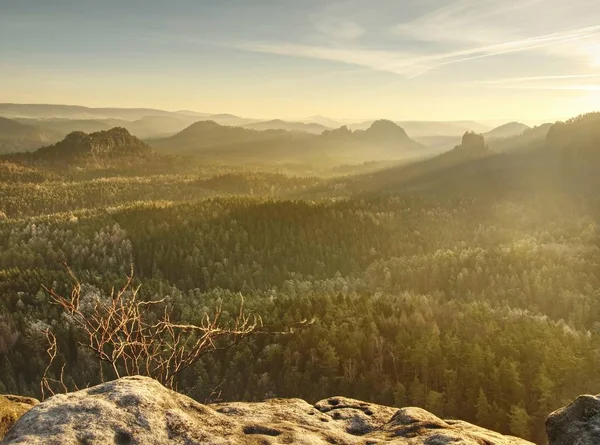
[0, 376, 531, 444]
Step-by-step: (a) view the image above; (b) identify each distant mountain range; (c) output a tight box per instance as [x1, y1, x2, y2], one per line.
[0, 103, 496, 139]
[322, 130, 492, 193]
[488, 124, 552, 153]
[412, 122, 540, 153]
[241, 119, 330, 134]
[16, 115, 201, 140]
[0, 117, 62, 154]
[0, 103, 560, 159]
[0, 104, 178, 121]
[2, 109, 598, 200]
[150, 119, 427, 164]
[321, 113, 600, 197]
[349, 120, 491, 136]
[4, 119, 428, 169]
[483, 122, 531, 139]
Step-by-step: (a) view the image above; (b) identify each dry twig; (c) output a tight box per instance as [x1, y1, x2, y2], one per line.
[41, 266, 262, 394]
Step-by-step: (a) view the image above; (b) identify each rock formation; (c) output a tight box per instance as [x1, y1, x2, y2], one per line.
[458, 132, 488, 153]
[33, 127, 153, 165]
[1, 376, 532, 444]
[0, 395, 38, 440]
[546, 394, 600, 445]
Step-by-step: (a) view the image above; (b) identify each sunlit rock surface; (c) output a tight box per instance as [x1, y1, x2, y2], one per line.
[2, 376, 533, 444]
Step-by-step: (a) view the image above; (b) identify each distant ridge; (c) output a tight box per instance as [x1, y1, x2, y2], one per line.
[150, 119, 426, 163]
[488, 123, 551, 153]
[0, 103, 176, 120]
[320, 112, 600, 197]
[484, 122, 531, 140]
[0, 117, 62, 154]
[322, 130, 493, 194]
[242, 119, 330, 134]
[349, 120, 491, 137]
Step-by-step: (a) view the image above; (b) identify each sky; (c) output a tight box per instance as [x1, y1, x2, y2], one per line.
[1, 0, 599, 122]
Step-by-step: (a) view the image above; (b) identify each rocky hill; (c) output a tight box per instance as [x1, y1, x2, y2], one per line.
[1, 376, 532, 444]
[36, 127, 150, 158]
[15, 127, 156, 169]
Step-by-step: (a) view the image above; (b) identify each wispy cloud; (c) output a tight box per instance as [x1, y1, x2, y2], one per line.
[235, 25, 600, 78]
[232, 0, 600, 83]
[477, 74, 600, 84]
[392, 0, 545, 45]
[475, 73, 600, 91]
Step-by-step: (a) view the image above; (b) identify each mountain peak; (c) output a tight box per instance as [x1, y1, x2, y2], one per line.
[35, 127, 152, 162]
[458, 131, 488, 152]
[462, 131, 485, 145]
[485, 122, 530, 139]
[366, 120, 410, 140]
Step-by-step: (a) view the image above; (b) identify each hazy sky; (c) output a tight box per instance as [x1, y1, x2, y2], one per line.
[1, 0, 599, 122]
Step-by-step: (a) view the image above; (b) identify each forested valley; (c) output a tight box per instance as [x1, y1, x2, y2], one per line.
[1, 113, 600, 444]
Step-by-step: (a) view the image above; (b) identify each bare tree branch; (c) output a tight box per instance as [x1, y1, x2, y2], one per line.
[41, 267, 262, 393]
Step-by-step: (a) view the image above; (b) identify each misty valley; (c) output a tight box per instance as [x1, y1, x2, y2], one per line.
[0, 104, 598, 443]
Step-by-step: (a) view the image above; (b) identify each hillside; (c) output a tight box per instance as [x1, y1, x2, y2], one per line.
[546, 112, 600, 155]
[150, 119, 426, 164]
[2, 112, 600, 444]
[322, 130, 492, 194]
[413, 134, 463, 152]
[13, 127, 156, 169]
[0, 117, 62, 154]
[242, 119, 330, 134]
[488, 124, 552, 152]
[322, 113, 600, 199]
[124, 115, 197, 138]
[149, 121, 305, 160]
[484, 122, 531, 140]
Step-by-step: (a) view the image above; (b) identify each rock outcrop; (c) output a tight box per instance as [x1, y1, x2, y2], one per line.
[33, 127, 153, 164]
[546, 394, 600, 445]
[1, 376, 532, 444]
[0, 395, 38, 440]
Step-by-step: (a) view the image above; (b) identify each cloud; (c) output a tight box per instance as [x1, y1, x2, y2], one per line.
[477, 74, 600, 84]
[235, 25, 600, 78]
[475, 73, 600, 91]
[392, 0, 545, 45]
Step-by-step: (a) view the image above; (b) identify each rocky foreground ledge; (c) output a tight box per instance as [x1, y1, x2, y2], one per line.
[0, 375, 551, 444]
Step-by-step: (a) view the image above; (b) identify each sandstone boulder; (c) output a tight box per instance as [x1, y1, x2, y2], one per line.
[546, 394, 600, 445]
[1, 376, 532, 444]
[0, 395, 39, 440]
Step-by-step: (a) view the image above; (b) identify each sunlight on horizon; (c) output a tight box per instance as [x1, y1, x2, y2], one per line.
[0, 0, 599, 121]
